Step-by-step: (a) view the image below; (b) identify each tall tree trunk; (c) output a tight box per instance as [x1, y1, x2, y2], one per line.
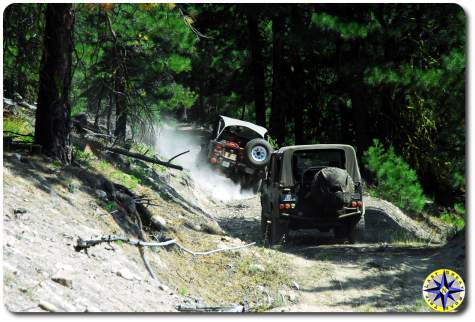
[294, 103, 304, 144]
[349, 39, 370, 155]
[269, 14, 286, 145]
[106, 12, 127, 146]
[350, 83, 370, 155]
[35, 4, 74, 163]
[247, 11, 266, 127]
[94, 96, 102, 128]
[15, 7, 27, 99]
[114, 66, 127, 146]
[197, 77, 204, 121]
[339, 99, 352, 144]
[106, 92, 113, 136]
[290, 7, 304, 145]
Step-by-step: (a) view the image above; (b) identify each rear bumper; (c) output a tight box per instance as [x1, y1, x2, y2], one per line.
[279, 209, 362, 228]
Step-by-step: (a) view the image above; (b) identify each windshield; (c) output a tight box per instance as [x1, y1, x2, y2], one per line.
[292, 149, 346, 181]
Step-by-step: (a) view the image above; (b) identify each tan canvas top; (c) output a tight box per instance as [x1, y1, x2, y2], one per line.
[276, 144, 362, 186]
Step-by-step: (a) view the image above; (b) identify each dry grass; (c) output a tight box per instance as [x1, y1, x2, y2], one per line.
[73, 147, 294, 311]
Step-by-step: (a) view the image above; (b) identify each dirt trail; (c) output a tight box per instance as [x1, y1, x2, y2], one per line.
[208, 193, 464, 312]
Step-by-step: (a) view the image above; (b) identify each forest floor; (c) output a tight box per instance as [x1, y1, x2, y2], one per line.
[2, 104, 466, 313]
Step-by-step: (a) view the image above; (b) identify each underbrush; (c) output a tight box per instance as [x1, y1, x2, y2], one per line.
[160, 237, 294, 312]
[3, 116, 34, 143]
[363, 139, 426, 215]
[439, 202, 465, 231]
[70, 144, 142, 190]
[364, 140, 466, 233]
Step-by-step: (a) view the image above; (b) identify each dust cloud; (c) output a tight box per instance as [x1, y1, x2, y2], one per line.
[153, 122, 255, 202]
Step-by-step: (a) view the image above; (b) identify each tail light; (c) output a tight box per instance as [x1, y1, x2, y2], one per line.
[279, 203, 295, 210]
[350, 201, 363, 208]
[210, 157, 217, 164]
[225, 141, 239, 149]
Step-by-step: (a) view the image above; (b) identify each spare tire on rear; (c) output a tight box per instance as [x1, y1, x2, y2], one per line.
[245, 138, 273, 168]
[311, 167, 354, 215]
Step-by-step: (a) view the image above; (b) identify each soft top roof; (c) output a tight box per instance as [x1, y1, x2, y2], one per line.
[219, 115, 268, 138]
[276, 144, 361, 186]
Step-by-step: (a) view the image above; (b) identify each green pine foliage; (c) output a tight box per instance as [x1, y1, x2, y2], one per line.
[440, 212, 465, 231]
[3, 3, 465, 208]
[439, 202, 465, 231]
[311, 11, 381, 39]
[364, 139, 426, 214]
[3, 4, 45, 102]
[72, 3, 198, 124]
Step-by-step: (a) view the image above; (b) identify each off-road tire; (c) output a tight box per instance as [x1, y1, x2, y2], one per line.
[245, 139, 273, 168]
[334, 215, 365, 243]
[311, 167, 354, 212]
[349, 214, 365, 243]
[334, 223, 351, 240]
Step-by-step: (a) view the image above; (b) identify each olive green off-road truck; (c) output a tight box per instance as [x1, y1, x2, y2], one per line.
[260, 144, 365, 245]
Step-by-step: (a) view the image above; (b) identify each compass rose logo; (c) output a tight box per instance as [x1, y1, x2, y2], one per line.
[422, 269, 465, 312]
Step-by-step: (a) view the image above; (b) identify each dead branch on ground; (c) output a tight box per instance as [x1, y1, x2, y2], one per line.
[176, 304, 245, 312]
[75, 235, 256, 256]
[85, 137, 187, 170]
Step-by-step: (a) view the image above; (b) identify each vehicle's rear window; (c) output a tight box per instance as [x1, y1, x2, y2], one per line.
[292, 149, 345, 179]
[219, 126, 261, 141]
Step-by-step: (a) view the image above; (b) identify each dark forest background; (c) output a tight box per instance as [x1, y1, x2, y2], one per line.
[3, 3, 465, 210]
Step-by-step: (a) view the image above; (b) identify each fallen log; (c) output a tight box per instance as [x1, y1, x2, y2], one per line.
[106, 146, 185, 170]
[74, 235, 256, 256]
[82, 127, 114, 139]
[75, 235, 175, 252]
[176, 304, 245, 313]
[75, 124, 188, 170]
